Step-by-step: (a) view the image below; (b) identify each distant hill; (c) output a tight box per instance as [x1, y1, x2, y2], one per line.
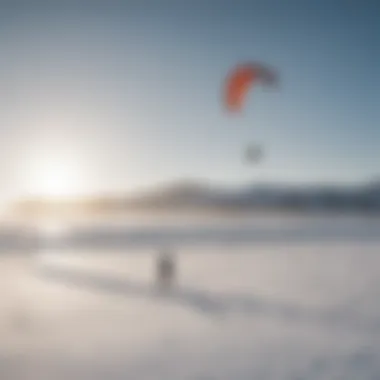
[11, 179, 380, 217]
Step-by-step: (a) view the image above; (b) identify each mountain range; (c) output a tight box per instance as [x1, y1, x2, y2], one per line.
[12, 179, 380, 216]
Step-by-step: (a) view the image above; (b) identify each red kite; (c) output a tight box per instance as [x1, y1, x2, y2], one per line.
[224, 62, 278, 112]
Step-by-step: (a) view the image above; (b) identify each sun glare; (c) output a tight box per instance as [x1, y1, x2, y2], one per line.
[37, 162, 77, 199]
[25, 149, 84, 200]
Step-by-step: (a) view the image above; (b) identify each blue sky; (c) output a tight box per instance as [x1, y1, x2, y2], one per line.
[0, 1, 378, 199]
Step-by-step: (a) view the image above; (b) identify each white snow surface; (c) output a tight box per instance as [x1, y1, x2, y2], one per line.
[1, 215, 380, 380]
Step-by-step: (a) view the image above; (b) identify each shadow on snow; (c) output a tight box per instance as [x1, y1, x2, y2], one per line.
[36, 263, 380, 335]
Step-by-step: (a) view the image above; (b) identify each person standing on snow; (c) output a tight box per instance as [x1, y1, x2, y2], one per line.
[156, 249, 176, 290]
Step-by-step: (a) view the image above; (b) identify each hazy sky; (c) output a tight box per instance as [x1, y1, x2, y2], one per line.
[0, 1, 378, 199]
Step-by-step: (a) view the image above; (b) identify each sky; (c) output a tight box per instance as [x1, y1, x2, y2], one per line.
[0, 1, 378, 200]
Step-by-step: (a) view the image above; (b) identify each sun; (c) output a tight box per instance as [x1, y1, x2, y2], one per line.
[25, 149, 84, 201]
[37, 161, 78, 200]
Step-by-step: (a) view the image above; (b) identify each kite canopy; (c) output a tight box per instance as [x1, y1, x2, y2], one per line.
[224, 62, 278, 112]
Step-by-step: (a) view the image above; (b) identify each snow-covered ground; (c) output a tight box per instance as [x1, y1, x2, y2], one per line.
[1, 216, 380, 379]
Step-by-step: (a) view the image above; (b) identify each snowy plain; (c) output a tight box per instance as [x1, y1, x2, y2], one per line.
[1, 214, 380, 380]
